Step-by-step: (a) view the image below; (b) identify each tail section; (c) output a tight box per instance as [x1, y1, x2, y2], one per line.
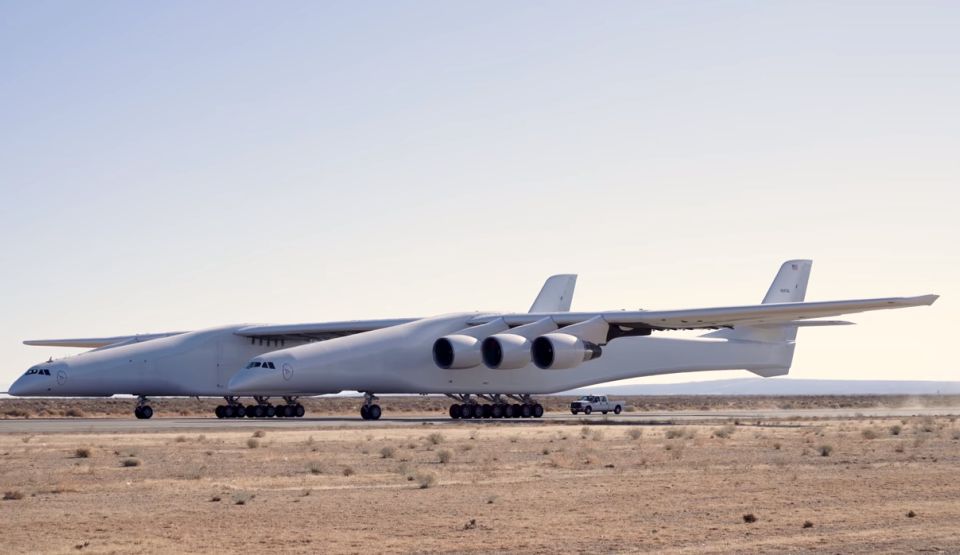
[529, 274, 577, 313]
[707, 259, 813, 377]
[763, 260, 812, 304]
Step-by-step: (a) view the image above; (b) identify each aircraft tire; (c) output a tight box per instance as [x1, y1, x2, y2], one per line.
[482, 405, 493, 418]
[533, 404, 544, 418]
[134, 407, 143, 419]
[360, 405, 370, 420]
[246, 405, 257, 418]
[368, 404, 382, 420]
[504, 404, 516, 418]
[491, 404, 504, 419]
[520, 404, 532, 418]
[265, 405, 275, 418]
[224, 405, 236, 418]
[235, 405, 246, 418]
[460, 404, 473, 419]
[252, 405, 264, 418]
[448, 404, 461, 419]
[140, 405, 154, 420]
[215, 406, 225, 419]
[295, 404, 305, 417]
[283, 405, 295, 418]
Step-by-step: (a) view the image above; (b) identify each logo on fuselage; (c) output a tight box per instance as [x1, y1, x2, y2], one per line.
[56, 369, 67, 385]
[282, 363, 293, 381]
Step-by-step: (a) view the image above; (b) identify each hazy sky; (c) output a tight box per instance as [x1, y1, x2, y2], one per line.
[1, 1, 957, 390]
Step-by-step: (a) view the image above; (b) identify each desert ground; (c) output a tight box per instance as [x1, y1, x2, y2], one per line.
[1, 399, 959, 554]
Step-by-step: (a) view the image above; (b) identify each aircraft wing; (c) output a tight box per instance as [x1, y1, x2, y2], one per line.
[23, 332, 187, 348]
[470, 295, 938, 331]
[235, 318, 421, 341]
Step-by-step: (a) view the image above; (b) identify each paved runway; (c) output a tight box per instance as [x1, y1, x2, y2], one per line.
[2, 406, 958, 433]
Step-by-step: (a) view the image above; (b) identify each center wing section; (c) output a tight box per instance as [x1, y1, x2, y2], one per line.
[235, 318, 420, 341]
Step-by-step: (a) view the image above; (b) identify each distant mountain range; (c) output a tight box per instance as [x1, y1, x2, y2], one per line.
[569, 378, 960, 396]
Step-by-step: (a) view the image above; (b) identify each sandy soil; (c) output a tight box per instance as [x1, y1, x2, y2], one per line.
[1, 415, 958, 554]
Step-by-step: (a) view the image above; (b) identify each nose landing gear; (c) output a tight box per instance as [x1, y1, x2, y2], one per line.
[360, 393, 382, 420]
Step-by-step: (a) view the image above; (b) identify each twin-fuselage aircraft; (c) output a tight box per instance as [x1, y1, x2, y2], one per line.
[9, 261, 937, 420]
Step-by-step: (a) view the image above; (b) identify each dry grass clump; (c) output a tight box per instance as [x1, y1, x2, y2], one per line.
[3, 490, 24, 500]
[64, 408, 84, 417]
[74, 447, 92, 458]
[246, 438, 260, 449]
[861, 428, 879, 440]
[342, 466, 355, 476]
[121, 458, 141, 467]
[437, 449, 453, 464]
[625, 428, 643, 440]
[380, 446, 396, 459]
[713, 425, 736, 439]
[252, 430, 266, 438]
[743, 513, 757, 523]
[415, 470, 437, 489]
[174, 435, 188, 443]
[889, 424, 902, 436]
[426, 432, 445, 445]
[307, 462, 324, 475]
[803, 520, 814, 528]
[664, 428, 687, 439]
[818, 445, 833, 457]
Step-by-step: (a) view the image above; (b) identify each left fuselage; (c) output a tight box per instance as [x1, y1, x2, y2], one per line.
[10, 325, 308, 397]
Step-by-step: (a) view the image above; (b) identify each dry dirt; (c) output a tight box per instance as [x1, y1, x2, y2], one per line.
[1, 415, 959, 554]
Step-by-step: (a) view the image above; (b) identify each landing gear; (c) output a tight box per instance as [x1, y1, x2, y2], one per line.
[360, 393, 381, 420]
[212, 396, 305, 419]
[445, 394, 545, 420]
[134, 396, 153, 419]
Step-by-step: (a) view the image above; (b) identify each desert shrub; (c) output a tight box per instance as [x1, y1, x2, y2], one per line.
[64, 408, 84, 417]
[906, 510, 917, 518]
[889, 424, 902, 436]
[3, 490, 24, 500]
[342, 466, 355, 476]
[121, 458, 141, 467]
[308, 463, 323, 475]
[743, 513, 757, 523]
[773, 442, 782, 450]
[210, 496, 221, 502]
[233, 493, 253, 505]
[426, 432, 444, 445]
[458, 444, 474, 452]
[246, 438, 260, 449]
[894, 443, 905, 453]
[861, 428, 879, 440]
[508, 435, 520, 444]
[437, 449, 453, 464]
[380, 446, 396, 459]
[803, 520, 814, 528]
[713, 425, 736, 439]
[415, 470, 437, 489]
[665, 428, 686, 439]
[952, 431, 960, 441]
[542, 448, 551, 455]
[74, 447, 92, 458]
[174, 435, 188, 443]
[6, 409, 30, 418]
[252, 430, 266, 438]
[818, 445, 833, 457]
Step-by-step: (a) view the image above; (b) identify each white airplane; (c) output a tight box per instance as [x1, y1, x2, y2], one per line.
[9, 260, 937, 421]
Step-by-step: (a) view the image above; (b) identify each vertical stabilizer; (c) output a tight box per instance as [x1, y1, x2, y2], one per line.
[529, 274, 577, 312]
[763, 260, 812, 304]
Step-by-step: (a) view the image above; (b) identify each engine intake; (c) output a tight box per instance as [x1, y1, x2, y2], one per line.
[432, 335, 482, 369]
[481, 334, 531, 369]
[531, 333, 602, 370]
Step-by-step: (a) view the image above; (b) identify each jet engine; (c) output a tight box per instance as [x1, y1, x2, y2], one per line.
[531, 333, 603, 370]
[432, 335, 483, 369]
[481, 334, 532, 369]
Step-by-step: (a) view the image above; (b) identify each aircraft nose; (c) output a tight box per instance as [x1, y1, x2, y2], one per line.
[9, 374, 43, 396]
[228, 369, 274, 394]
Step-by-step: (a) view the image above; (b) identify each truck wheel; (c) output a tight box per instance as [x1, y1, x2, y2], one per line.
[614, 405, 622, 415]
[571, 410, 578, 415]
[584, 406, 592, 415]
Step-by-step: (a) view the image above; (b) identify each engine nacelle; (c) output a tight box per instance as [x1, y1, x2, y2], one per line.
[481, 334, 532, 369]
[432, 335, 483, 369]
[531, 333, 602, 370]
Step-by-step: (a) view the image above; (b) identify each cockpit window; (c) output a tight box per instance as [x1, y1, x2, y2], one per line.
[24, 368, 51, 376]
[267, 362, 276, 369]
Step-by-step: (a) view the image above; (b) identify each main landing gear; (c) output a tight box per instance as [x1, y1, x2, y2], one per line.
[446, 394, 545, 420]
[360, 392, 382, 420]
[214, 396, 306, 419]
[133, 396, 153, 419]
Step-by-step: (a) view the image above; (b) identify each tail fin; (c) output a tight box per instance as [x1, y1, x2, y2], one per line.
[763, 260, 812, 304]
[529, 274, 577, 312]
[706, 259, 813, 377]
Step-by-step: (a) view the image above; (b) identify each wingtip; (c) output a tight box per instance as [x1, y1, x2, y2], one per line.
[922, 294, 940, 305]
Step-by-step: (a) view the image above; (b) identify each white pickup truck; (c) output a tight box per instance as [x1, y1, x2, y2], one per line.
[570, 395, 623, 415]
